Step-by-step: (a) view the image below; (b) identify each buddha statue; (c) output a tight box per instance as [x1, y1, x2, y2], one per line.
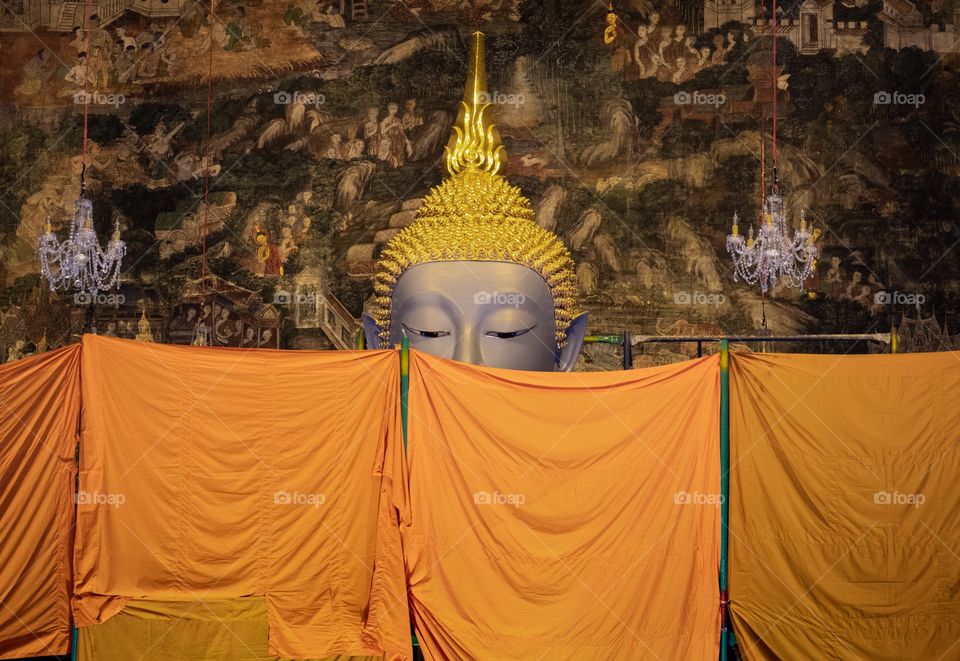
[362, 32, 587, 371]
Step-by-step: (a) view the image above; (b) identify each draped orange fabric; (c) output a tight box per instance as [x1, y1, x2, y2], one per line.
[402, 350, 721, 660]
[73, 336, 410, 660]
[0, 345, 81, 659]
[729, 352, 960, 660]
[78, 597, 378, 661]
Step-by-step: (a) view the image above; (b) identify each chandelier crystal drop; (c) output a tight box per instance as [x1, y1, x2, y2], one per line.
[726, 185, 819, 294]
[37, 195, 126, 296]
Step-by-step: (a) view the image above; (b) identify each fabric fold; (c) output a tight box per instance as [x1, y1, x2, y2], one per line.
[0, 345, 82, 660]
[729, 351, 960, 660]
[73, 335, 410, 660]
[402, 349, 721, 660]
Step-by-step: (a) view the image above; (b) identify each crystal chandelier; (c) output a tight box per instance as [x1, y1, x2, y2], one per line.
[725, 0, 818, 295]
[37, 0, 125, 297]
[38, 192, 126, 295]
[726, 185, 819, 293]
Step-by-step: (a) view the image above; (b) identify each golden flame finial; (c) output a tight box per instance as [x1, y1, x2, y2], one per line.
[445, 32, 505, 177]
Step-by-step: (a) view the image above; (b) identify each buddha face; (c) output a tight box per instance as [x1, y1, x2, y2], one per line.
[363, 261, 587, 371]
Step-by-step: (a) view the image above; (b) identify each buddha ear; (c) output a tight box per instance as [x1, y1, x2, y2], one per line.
[556, 312, 588, 372]
[361, 313, 382, 350]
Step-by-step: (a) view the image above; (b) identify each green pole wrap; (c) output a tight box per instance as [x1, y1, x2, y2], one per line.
[400, 336, 409, 453]
[719, 339, 730, 661]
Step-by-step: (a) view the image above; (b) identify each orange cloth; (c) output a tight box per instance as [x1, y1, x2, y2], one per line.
[729, 352, 960, 660]
[402, 350, 721, 660]
[0, 346, 81, 659]
[78, 597, 378, 661]
[73, 336, 410, 660]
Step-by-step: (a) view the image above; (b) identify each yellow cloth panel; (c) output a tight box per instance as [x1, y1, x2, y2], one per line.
[402, 350, 721, 660]
[729, 351, 960, 660]
[78, 597, 379, 661]
[0, 346, 81, 659]
[73, 336, 410, 660]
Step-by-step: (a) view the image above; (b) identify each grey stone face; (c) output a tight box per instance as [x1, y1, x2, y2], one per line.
[363, 261, 587, 371]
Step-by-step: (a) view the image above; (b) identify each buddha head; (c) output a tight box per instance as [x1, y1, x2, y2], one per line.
[362, 32, 587, 371]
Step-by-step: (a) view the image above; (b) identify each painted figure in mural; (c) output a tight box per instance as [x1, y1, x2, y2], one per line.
[254, 227, 282, 277]
[59, 52, 95, 98]
[604, 8, 630, 72]
[603, 7, 618, 45]
[326, 133, 344, 159]
[377, 102, 411, 168]
[364, 107, 381, 156]
[279, 226, 298, 262]
[15, 48, 56, 97]
[363, 32, 587, 371]
[259, 328, 274, 347]
[6, 340, 25, 363]
[402, 99, 424, 133]
[240, 326, 257, 348]
[826, 256, 843, 298]
[344, 125, 365, 159]
[214, 308, 234, 345]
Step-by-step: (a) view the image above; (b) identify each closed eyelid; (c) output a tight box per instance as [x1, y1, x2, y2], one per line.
[402, 324, 451, 338]
[484, 325, 536, 339]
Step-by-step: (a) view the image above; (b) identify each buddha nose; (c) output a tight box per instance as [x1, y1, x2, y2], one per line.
[452, 326, 482, 365]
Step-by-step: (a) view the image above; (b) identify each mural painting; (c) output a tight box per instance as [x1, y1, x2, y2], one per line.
[1, 0, 958, 368]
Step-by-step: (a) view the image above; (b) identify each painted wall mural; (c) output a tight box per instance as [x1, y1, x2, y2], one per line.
[1, 0, 958, 369]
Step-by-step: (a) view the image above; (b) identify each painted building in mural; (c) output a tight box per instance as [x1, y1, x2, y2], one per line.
[0, 0, 190, 32]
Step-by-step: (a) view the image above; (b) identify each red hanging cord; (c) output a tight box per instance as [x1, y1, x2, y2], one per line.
[80, 0, 94, 194]
[201, 0, 215, 305]
[772, 0, 778, 175]
[758, 9, 766, 209]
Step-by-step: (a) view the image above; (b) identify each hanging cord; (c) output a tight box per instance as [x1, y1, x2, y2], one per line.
[79, 0, 94, 197]
[201, 0, 215, 309]
[758, 7, 777, 330]
[771, 0, 778, 187]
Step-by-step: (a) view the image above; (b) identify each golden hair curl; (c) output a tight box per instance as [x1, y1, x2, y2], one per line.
[371, 169, 577, 345]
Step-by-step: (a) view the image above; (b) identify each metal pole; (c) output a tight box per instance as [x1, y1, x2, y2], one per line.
[622, 330, 632, 370]
[400, 336, 409, 452]
[719, 339, 730, 661]
[398, 335, 419, 654]
[891, 325, 898, 354]
[583, 334, 622, 345]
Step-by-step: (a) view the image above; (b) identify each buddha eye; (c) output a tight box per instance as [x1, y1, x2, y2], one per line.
[402, 324, 451, 339]
[485, 326, 535, 339]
